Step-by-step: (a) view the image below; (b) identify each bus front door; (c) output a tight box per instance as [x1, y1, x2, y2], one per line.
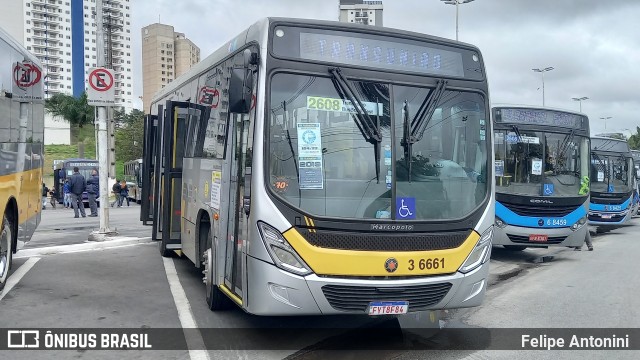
[141, 114, 157, 225]
[154, 101, 189, 256]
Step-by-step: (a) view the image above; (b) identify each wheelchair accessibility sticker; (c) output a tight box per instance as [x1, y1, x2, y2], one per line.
[396, 197, 416, 219]
[543, 183, 554, 196]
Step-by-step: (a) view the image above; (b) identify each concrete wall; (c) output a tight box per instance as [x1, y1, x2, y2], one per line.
[44, 113, 71, 145]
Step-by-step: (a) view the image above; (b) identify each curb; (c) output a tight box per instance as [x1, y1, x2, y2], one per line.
[15, 236, 153, 259]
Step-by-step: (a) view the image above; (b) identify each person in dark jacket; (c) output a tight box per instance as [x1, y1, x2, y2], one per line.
[42, 183, 49, 210]
[86, 168, 99, 217]
[68, 167, 87, 218]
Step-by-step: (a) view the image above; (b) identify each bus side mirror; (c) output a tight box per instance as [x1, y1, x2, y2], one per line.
[229, 49, 256, 114]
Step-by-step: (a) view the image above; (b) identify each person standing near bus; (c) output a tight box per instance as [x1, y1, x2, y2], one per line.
[63, 179, 71, 208]
[86, 168, 99, 217]
[69, 167, 87, 218]
[119, 180, 130, 207]
[41, 183, 49, 210]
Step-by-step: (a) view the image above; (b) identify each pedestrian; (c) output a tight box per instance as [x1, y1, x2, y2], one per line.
[86, 168, 99, 217]
[119, 180, 130, 207]
[41, 183, 49, 210]
[575, 231, 594, 251]
[111, 180, 121, 207]
[63, 179, 71, 208]
[68, 166, 87, 218]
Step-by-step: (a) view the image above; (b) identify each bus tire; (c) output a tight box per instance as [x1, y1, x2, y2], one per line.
[503, 245, 526, 251]
[0, 214, 15, 292]
[202, 224, 232, 311]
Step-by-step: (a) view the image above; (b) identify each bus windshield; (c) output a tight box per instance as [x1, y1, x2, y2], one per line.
[268, 73, 488, 221]
[590, 153, 633, 194]
[494, 130, 590, 197]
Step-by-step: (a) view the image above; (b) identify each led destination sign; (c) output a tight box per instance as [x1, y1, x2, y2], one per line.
[494, 108, 586, 130]
[298, 32, 464, 77]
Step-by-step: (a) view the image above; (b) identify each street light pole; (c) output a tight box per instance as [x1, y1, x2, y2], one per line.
[600, 116, 612, 130]
[532, 67, 554, 107]
[571, 96, 588, 112]
[441, 0, 476, 41]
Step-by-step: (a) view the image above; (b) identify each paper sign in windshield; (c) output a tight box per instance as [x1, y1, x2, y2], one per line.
[307, 96, 383, 116]
[506, 134, 540, 144]
[531, 159, 543, 175]
[495, 160, 504, 177]
[597, 171, 604, 182]
[297, 123, 324, 190]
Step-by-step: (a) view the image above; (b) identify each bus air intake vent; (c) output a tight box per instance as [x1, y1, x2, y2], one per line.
[299, 229, 470, 251]
[502, 202, 577, 217]
[321, 283, 452, 312]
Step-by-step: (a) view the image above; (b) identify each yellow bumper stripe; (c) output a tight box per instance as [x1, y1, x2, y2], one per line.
[283, 228, 480, 277]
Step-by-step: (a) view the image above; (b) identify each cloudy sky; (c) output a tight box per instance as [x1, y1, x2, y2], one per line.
[130, 0, 640, 136]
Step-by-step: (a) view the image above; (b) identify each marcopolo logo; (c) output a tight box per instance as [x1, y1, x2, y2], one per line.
[370, 224, 415, 231]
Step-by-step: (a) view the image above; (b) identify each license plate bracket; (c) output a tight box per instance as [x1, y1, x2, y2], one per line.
[368, 301, 409, 315]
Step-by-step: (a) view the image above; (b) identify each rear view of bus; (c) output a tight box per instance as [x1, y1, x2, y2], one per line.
[492, 106, 591, 250]
[589, 137, 634, 226]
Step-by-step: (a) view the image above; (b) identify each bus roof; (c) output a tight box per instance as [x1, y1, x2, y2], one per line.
[150, 17, 482, 108]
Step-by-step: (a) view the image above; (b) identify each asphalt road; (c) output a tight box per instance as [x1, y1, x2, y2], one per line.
[2, 207, 639, 359]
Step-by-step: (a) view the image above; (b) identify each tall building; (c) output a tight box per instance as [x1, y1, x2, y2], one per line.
[339, 0, 384, 26]
[0, 0, 134, 121]
[141, 23, 200, 112]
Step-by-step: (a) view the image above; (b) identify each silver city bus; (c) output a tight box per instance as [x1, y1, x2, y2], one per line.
[123, 158, 143, 204]
[142, 18, 494, 315]
[492, 106, 591, 250]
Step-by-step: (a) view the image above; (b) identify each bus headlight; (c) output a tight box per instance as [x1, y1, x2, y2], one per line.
[257, 222, 312, 276]
[459, 226, 493, 274]
[570, 216, 587, 231]
[495, 217, 506, 228]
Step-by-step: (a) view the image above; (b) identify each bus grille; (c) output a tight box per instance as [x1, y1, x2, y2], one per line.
[502, 202, 577, 217]
[507, 234, 566, 244]
[321, 283, 452, 312]
[299, 229, 470, 251]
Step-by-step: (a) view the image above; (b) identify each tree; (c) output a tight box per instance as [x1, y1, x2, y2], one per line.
[115, 109, 144, 162]
[628, 127, 640, 150]
[44, 92, 95, 128]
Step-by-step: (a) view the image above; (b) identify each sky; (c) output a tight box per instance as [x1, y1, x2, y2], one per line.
[130, 0, 640, 136]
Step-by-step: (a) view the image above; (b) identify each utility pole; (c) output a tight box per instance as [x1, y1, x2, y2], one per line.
[91, 0, 116, 236]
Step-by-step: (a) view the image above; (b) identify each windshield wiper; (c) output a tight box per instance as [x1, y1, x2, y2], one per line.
[401, 80, 448, 182]
[556, 129, 576, 172]
[329, 67, 382, 183]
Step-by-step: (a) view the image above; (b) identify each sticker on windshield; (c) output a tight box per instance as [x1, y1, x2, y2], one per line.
[495, 132, 504, 145]
[384, 145, 392, 166]
[597, 171, 604, 182]
[543, 184, 554, 196]
[307, 96, 383, 115]
[386, 172, 392, 190]
[297, 123, 324, 190]
[506, 133, 539, 144]
[495, 160, 504, 177]
[608, 185, 615, 193]
[396, 197, 416, 219]
[531, 159, 543, 175]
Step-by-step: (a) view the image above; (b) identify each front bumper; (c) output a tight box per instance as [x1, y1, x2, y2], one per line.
[588, 210, 631, 225]
[493, 224, 587, 248]
[244, 254, 489, 316]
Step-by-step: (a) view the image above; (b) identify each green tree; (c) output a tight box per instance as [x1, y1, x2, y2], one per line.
[628, 127, 640, 150]
[44, 92, 95, 128]
[115, 108, 144, 162]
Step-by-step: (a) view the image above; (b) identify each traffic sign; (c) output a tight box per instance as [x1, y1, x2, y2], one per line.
[11, 61, 43, 103]
[87, 68, 115, 106]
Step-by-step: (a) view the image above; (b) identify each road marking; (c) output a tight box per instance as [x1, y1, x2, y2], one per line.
[162, 257, 210, 360]
[14, 237, 152, 259]
[0, 257, 40, 301]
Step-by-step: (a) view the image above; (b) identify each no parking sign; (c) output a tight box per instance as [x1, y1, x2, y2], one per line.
[87, 68, 115, 106]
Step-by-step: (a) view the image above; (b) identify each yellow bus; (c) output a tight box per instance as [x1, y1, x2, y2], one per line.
[0, 26, 45, 291]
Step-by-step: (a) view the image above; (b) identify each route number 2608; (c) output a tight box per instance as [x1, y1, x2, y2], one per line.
[408, 258, 445, 271]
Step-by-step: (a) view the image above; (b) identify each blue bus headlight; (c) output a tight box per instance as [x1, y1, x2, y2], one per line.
[570, 216, 587, 231]
[258, 222, 312, 276]
[459, 226, 493, 274]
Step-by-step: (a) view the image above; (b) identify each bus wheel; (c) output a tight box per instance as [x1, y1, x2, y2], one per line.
[203, 225, 231, 311]
[503, 245, 526, 251]
[0, 214, 14, 292]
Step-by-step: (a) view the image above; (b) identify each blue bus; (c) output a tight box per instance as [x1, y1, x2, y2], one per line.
[588, 137, 634, 226]
[53, 158, 99, 207]
[492, 106, 591, 250]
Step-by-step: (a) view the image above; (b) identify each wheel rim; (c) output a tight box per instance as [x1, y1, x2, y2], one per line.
[0, 221, 11, 282]
[204, 248, 213, 299]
